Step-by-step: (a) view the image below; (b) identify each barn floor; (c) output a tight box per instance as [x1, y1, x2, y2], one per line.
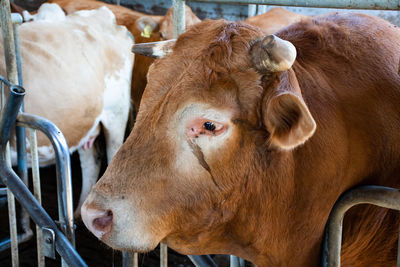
[0, 148, 199, 267]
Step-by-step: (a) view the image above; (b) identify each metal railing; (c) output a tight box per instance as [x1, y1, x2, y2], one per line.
[0, 0, 85, 266]
[0, 81, 86, 267]
[322, 186, 400, 267]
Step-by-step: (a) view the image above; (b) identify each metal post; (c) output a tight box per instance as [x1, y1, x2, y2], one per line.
[172, 0, 185, 38]
[6, 188, 18, 266]
[29, 128, 45, 267]
[13, 12, 34, 252]
[248, 4, 257, 17]
[322, 186, 400, 267]
[0, 1, 20, 266]
[122, 251, 138, 267]
[160, 243, 168, 267]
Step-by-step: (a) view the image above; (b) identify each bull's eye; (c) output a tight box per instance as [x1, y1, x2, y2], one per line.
[203, 122, 216, 132]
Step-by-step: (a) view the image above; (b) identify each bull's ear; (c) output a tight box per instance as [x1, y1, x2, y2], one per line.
[264, 71, 316, 150]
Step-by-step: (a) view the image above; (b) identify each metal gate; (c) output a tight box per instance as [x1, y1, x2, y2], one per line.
[0, 0, 86, 266]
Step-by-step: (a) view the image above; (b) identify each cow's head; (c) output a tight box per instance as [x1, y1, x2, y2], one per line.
[82, 20, 316, 261]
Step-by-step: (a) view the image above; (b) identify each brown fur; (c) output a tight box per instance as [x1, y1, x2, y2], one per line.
[85, 12, 400, 266]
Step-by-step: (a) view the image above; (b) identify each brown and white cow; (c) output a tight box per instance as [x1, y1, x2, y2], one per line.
[82, 12, 400, 266]
[48, 0, 201, 113]
[6, 4, 134, 217]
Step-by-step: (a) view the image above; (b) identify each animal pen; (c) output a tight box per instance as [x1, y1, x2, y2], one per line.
[1, 0, 400, 266]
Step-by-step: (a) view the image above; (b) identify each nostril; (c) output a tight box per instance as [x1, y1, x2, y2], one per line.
[93, 210, 113, 231]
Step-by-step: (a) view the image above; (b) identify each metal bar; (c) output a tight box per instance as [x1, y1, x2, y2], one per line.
[187, 0, 400, 10]
[322, 186, 400, 267]
[12, 16, 35, 255]
[0, 86, 24, 267]
[172, 0, 186, 38]
[160, 243, 168, 267]
[188, 255, 218, 267]
[29, 128, 45, 267]
[0, 0, 18, 85]
[7, 189, 18, 266]
[122, 251, 138, 267]
[248, 4, 257, 17]
[1, 2, 21, 266]
[230, 256, 244, 267]
[0, 86, 87, 267]
[16, 113, 75, 246]
[12, 13, 23, 88]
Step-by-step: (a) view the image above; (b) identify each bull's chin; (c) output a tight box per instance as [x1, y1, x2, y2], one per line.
[100, 233, 160, 253]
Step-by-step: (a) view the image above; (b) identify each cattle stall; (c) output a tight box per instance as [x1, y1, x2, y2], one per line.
[3, 0, 400, 267]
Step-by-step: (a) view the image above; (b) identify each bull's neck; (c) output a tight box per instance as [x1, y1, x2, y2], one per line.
[226, 148, 335, 266]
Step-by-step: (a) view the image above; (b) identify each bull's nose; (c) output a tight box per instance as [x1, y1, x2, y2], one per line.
[81, 204, 113, 239]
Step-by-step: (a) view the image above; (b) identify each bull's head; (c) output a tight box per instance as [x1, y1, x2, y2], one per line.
[81, 20, 316, 264]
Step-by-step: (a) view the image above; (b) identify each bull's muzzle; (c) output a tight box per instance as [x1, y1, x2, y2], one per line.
[81, 203, 113, 239]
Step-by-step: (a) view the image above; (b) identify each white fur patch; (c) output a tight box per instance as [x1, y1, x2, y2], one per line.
[170, 103, 234, 174]
[23, 3, 66, 22]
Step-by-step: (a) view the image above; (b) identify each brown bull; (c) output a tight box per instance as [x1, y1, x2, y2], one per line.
[82, 13, 400, 266]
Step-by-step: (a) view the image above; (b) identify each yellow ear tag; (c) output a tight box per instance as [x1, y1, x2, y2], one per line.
[141, 24, 152, 38]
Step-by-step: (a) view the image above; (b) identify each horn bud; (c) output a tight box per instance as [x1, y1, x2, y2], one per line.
[131, 39, 176, 59]
[250, 34, 296, 73]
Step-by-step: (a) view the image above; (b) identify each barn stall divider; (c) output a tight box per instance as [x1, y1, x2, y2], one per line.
[0, 0, 85, 266]
[166, 1, 400, 267]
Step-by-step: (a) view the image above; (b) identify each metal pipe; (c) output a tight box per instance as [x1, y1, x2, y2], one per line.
[1, 2, 20, 265]
[322, 185, 400, 267]
[160, 243, 168, 267]
[29, 128, 45, 267]
[122, 251, 138, 267]
[188, 255, 218, 267]
[0, 87, 87, 267]
[188, 0, 400, 10]
[172, 0, 185, 38]
[12, 15, 34, 253]
[0, 0, 18, 85]
[16, 113, 75, 247]
[7, 189, 18, 266]
[0, 85, 24, 266]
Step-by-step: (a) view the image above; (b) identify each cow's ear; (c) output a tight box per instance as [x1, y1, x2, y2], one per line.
[136, 16, 160, 38]
[263, 71, 316, 150]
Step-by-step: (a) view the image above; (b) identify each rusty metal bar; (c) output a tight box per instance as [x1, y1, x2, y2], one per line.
[187, 0, 400, 10]
[322, 186, 400, 267]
